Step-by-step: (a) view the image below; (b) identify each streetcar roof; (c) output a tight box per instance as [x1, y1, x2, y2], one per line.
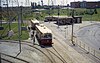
[53, 16, 68, 18]
[36, 24, 52, 34]
[45, 16, 73, 19]
[31, 19, 39, 23]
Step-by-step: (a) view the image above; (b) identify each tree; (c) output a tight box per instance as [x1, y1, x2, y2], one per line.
[94, 9, 97, 14]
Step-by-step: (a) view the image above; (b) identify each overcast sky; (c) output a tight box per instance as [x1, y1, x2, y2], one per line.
[1, 0, 100, 6]
[30, 0, 100, 5]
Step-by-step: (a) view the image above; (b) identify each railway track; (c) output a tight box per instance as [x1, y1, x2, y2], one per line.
[45, 46, 67, 63]
[0, 40, 67, 63]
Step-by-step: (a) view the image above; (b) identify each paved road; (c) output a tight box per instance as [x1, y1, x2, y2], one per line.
[43, 21, 100, 63]
[76, 23, 100, 50]
[43, 22, 91, 63]
[0, 21, 100, 63]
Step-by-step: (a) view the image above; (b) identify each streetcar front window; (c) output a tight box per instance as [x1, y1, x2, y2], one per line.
[44, 33, 52, 38]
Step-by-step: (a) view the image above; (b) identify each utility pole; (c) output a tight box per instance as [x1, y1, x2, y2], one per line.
[15, 0, 21, 57]
[71, 10, 75, 46]
[0, 53, 1, 63]
[12, 0, 13, 10]
[57, 5, 60, 28]
[0, 0, 1, 6]
[18, 9, 21, 54]
[20, 6, 23, 25]
[51, 0, 54, 17]
[6, 0, 11, 31]
[0, 1, 2, 26]
[41, 0, 43, 6]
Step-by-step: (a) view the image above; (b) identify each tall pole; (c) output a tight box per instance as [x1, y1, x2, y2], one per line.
[58, 5, 60, 28]
[41, 0, 43, 6]
[0, 53, 1, 63]
[6, 0, 11, 31]
[51, 0, 54, 17]
[20, 6, 23, 35]
[0, 1, 2, 26]
[12, 0, 13, 10]
[0, 0, 1, 6]
[65, 27, 66, 38]
[15, 0, 21, 56]
[71, 10, 75, 46]
[20, 6, 23, 25]
[18, 9, 21, 53]
[48, 0, 50, 17]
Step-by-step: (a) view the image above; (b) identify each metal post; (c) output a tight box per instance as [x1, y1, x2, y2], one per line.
[0, 0, 1, 7]
[0, 6, 2, 26]
[58, 5, 59, 28]
[18, 13, 21, 53]
[71, 19, 75, 46]
[67, 25, 68, 35]
[48, 7, 50, 23]
[20, 6, 23, 35]
[17, 0, 21, 54]
[65, 27, 66, 38]
[6, 0, 11, 31]
[71, 10, 75, 46]
[21, 6, 23, 24]
[0, 53, 1, 63]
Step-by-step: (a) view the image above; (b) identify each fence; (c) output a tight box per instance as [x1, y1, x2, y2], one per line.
[0, 53, 1, 63]
[73, 37, 100, 59]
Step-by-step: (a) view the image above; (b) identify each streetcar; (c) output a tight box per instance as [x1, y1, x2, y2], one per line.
[36, 24, 53, 46]
[57, 17, 73, 25]
[30, 19, 39, 30]
[44, 16, 58, 22]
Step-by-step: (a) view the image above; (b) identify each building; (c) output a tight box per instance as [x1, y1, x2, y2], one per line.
[31, 2, 37, 9]
[70, 1, 100, 8]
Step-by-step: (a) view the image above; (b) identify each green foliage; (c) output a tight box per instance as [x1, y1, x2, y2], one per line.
[0, 23, 29, 40]
[20, 8, 100, 21]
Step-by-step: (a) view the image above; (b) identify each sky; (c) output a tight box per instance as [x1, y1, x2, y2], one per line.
[30, 0, 100, 5]
[0, 0, 100, 7]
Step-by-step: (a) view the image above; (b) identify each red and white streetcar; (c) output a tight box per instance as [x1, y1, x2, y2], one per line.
[30, 19, 39, 30]
[36, 24, 53, 46]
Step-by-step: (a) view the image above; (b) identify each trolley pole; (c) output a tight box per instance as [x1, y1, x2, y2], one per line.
[71, 10, 75, 46]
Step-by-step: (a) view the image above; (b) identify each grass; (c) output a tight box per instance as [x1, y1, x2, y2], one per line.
[0, 8, 100, 40]
[31, 8, 100, 21]
[0, 23, 29, 40]
[1, 8, 100, 21]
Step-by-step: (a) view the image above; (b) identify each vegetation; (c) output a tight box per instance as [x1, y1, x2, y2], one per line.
[1, 7, 100, 21]
[0, 8, 100, 40]
[0, 23, 29, 40]
[28, 8, 100, 21]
